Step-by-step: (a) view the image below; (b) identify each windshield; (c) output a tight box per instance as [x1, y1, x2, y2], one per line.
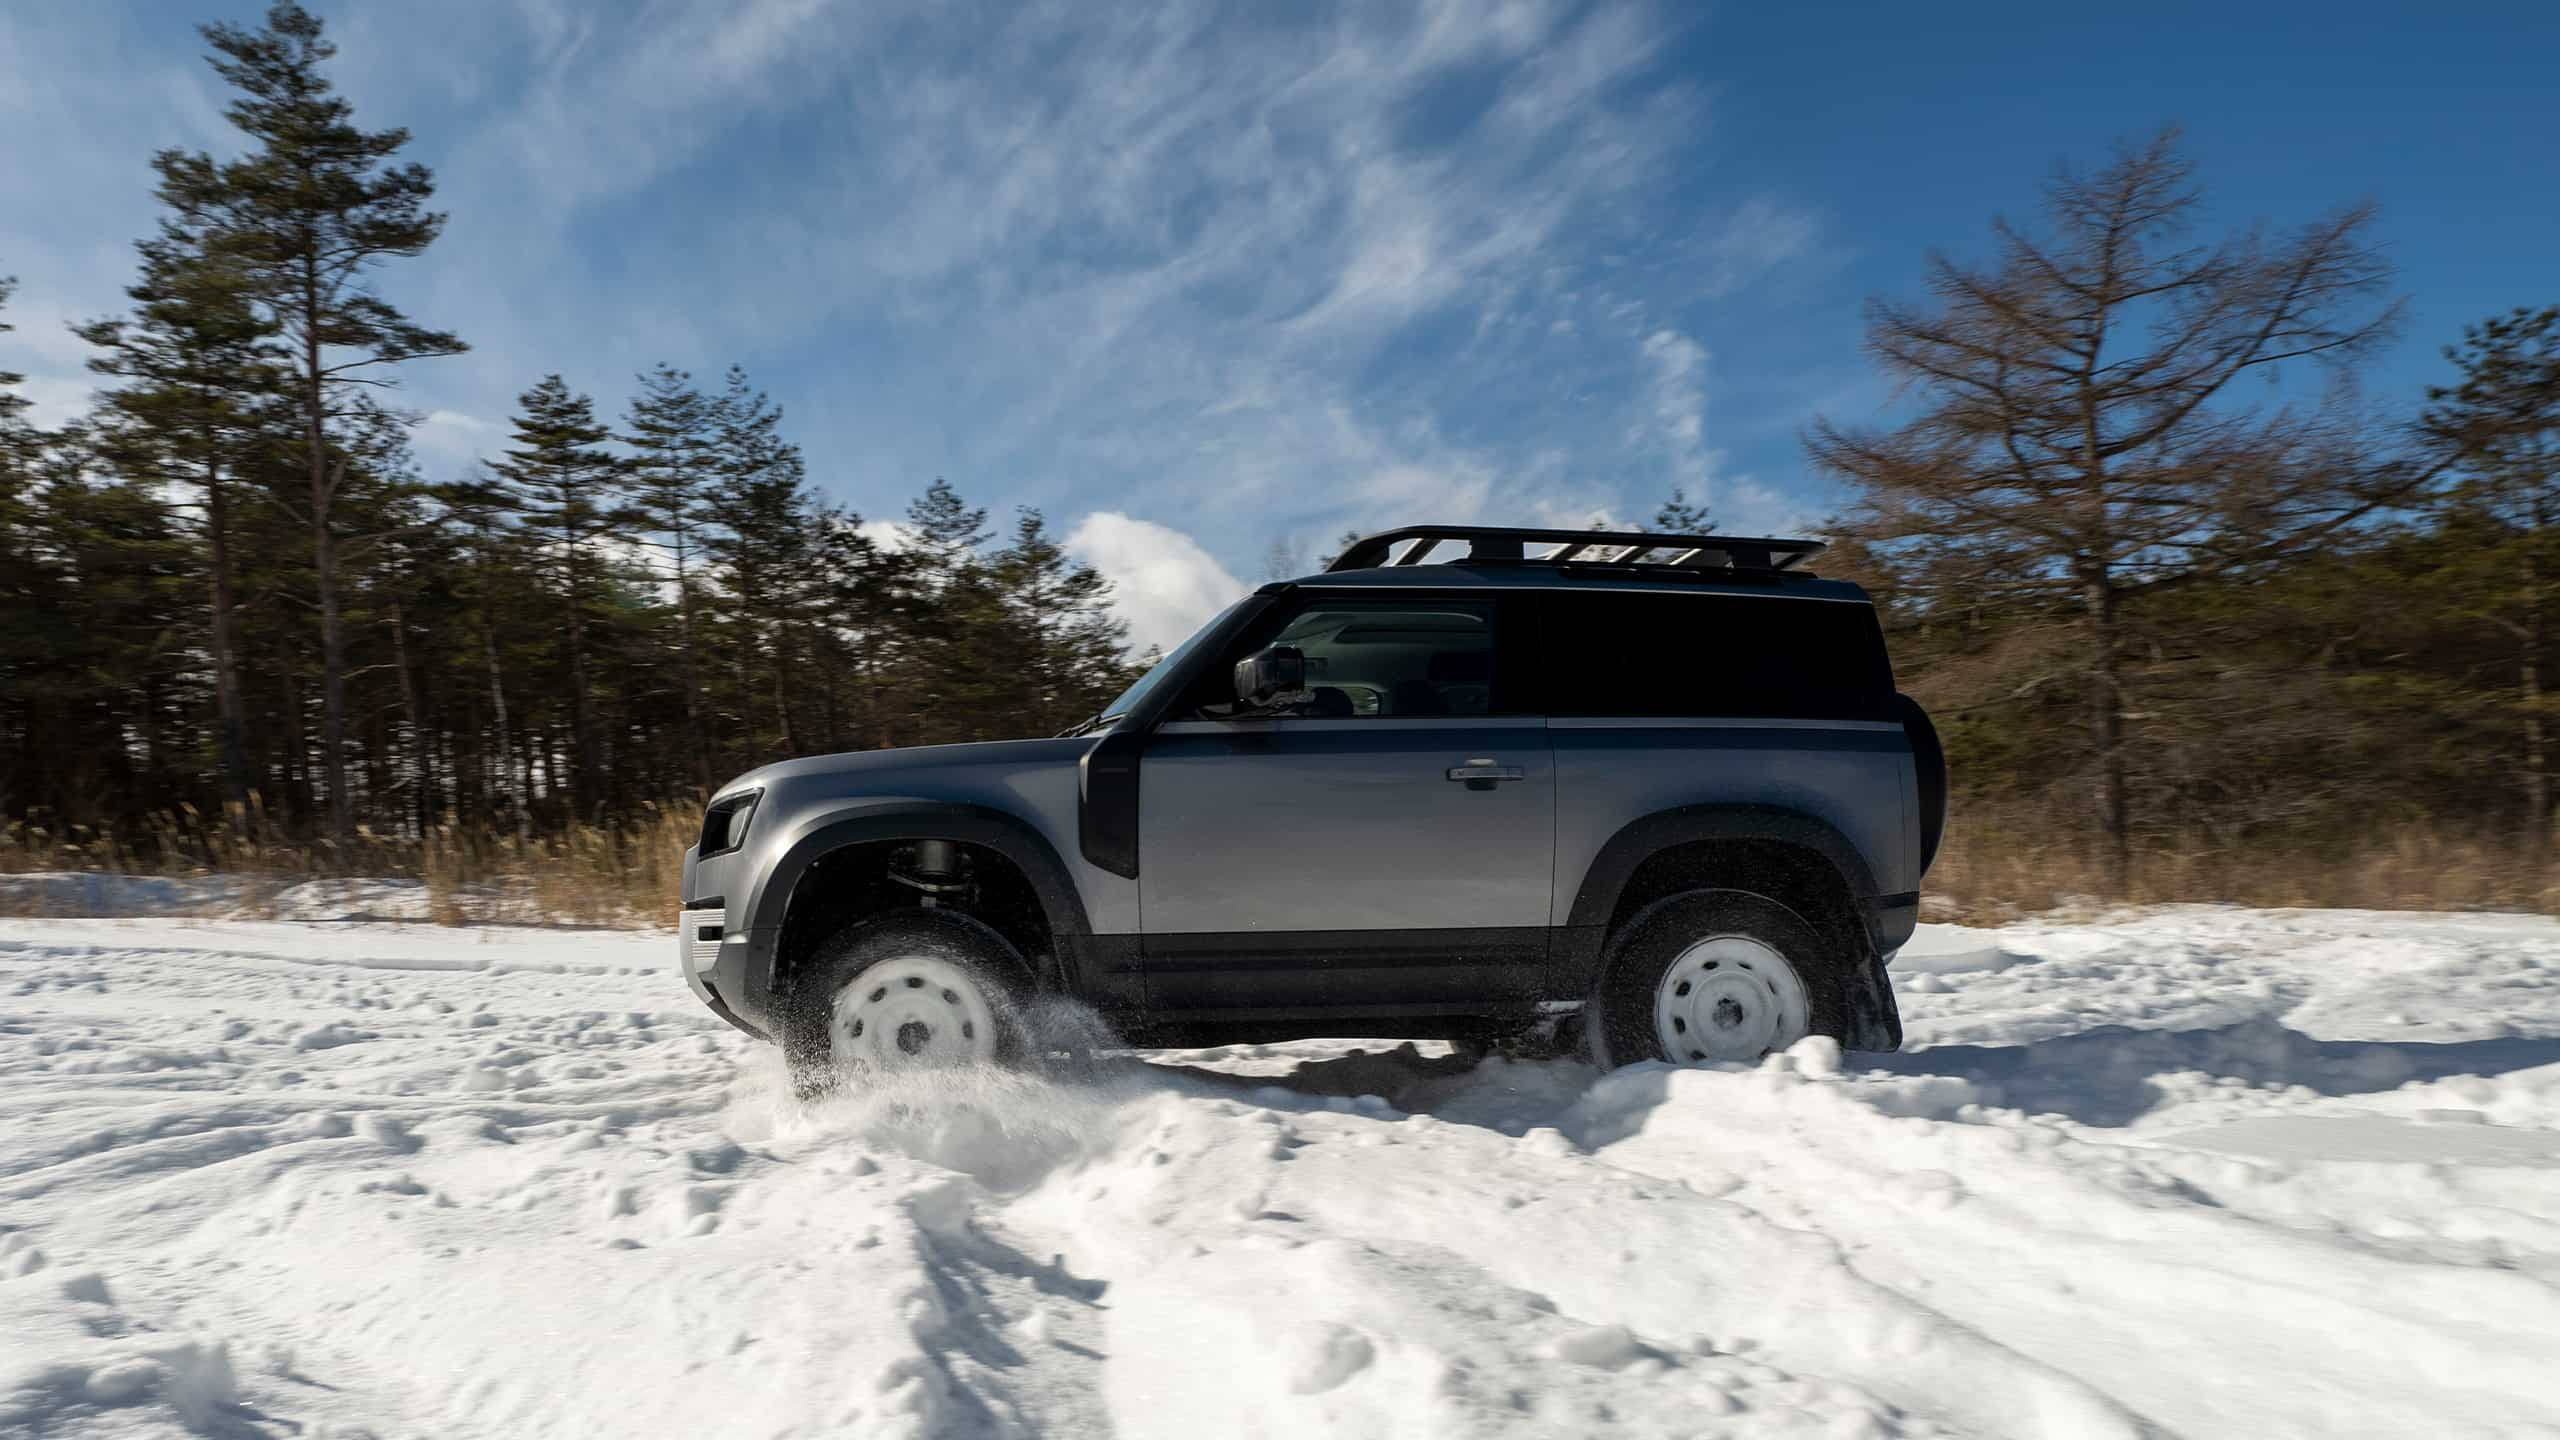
[1098, 599, 1246, 721]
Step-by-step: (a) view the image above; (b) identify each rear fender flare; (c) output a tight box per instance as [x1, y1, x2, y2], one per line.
[1565, 803, 1880, 933]
[1566, 803, 1902, 1052]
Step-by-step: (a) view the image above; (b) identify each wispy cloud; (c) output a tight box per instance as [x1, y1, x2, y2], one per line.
[1636, 328, 1712, 495]
[1704, 196, 1822, 298]
[1, 0, 1846, 620]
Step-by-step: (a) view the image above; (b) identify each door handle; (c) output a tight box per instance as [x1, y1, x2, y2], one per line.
[1446, 758, 1526, 786]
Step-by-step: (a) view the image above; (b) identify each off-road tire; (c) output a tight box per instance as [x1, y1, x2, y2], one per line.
[780, 909, 1032, 1094]
[1589, 888, 1847, 1069]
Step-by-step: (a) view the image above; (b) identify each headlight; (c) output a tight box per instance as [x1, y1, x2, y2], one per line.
[699, 790, 760, 857]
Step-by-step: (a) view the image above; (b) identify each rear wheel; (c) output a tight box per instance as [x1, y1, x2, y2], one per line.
[1590, 889, 1845, 1069]
[781, 910, 1029, 1092]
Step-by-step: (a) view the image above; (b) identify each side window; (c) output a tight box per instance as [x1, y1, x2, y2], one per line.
[1544, 592, 1894, 720]
[1195, 598, 1505, 719]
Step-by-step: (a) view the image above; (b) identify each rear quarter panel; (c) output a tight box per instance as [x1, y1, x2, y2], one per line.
[1550, 717, 1919, 924]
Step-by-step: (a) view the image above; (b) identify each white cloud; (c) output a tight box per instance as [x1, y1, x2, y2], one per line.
[853, 518, 912, 554]
[1636, 328, 1715, 497]
[412, 409, 495, 466]
[1066, 512, 1249, 655]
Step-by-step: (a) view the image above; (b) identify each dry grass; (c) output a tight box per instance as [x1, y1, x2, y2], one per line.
[1928, 810, 2560, 923]
[10, 800, 2559, 930]
[0, 801, 697, 927]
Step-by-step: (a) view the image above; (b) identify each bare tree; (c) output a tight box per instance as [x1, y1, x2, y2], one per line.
[1808, 128, 2413, 886]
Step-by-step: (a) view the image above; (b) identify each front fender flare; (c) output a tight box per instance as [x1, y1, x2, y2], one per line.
[748, 800, 1093, 942]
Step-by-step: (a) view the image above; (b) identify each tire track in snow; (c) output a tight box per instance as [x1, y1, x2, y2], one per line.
[1003, 1083, 2071, 1438]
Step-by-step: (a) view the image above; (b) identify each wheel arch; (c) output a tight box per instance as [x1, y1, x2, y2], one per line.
[1566, 803, 1903, 1053]
[751, 801, 1093, 996]
[1567, 803, 1881, 935]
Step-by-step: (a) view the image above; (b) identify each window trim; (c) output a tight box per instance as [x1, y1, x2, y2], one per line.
[1156, 716, 1548, 736]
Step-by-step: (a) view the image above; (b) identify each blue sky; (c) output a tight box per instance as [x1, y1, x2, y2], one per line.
[4, 1, 2555, 648]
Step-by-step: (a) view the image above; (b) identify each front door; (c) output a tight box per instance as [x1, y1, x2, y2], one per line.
[1137, 594, 1554, 1013]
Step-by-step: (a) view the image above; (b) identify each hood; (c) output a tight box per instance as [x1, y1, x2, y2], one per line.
[714, 735, 1096, 800]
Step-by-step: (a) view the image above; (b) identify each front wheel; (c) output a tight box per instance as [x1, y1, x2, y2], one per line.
[781, 910, 1029, 1091]
[1589, 889, 1845, 1069]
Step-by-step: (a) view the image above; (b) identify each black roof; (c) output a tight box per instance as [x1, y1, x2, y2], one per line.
[1326, 524, 1825, 576]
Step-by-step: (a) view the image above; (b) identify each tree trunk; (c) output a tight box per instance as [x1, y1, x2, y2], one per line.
[769, 616, 796, 751]
[313, 466, 350, 843]
[2525, 518, 2549, 859]
[2088, 575, 2130, 892]
[675, 536, 709, 794]
[282, 665, 312, 826]
[301, 279, 353, 844]
[563, 518, 601, 823]
[389, 596, 428, 839]
[203, 459, 251, 822]
[484, 623, 528, 846]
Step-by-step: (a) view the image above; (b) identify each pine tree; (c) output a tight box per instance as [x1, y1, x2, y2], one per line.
[624, 363, 719, 790]
[10, 434, 199, 833]
[990, 507, 1131, 730]
[812, 513, 916, 749]
[2421, 306, 2560, 853]
[76, 217, 285, 817]
[490, 375, 623, 821]
[0, 278, 37, 489]
[0, 277, 55, 820]
[897, 479, 1011, 738]
[1653, 487, 1710, 532]
[159, 1, 466, 842]
[905, 477, 990, 576]
[443, 487, 539, 839]
[703, 367, 817, 756]
[1260, 535, 1305, 582]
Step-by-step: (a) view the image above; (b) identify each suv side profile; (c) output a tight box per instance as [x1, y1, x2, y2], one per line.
[679, 524, 1945, 1080]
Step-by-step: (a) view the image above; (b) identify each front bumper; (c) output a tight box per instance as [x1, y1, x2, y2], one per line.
[679, 909, 772, 1039]
[679, 833, 773, 1039]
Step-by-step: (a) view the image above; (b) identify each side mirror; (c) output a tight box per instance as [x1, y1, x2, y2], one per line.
[1233, 645, 1307, 708]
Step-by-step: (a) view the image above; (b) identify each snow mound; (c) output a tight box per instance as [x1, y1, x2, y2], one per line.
[260, 878, 436, 922]
[0, 1235, 239, 1436]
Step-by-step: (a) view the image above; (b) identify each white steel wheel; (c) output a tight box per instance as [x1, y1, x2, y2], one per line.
[828, 953, 1001, 1071]
[1651, 934, 1810, 1064]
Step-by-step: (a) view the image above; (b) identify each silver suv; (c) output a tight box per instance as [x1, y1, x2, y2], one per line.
[679, 525, 1945, 1080]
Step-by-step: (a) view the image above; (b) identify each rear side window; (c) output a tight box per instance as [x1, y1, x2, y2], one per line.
[1541, 591, 1894, 720]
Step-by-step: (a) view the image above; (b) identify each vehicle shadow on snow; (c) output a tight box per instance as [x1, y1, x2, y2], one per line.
[1131, 1042, 1601, 1134]
[1135, 1021, 2560, 1134]
[1867, 1019, 2560, 1126]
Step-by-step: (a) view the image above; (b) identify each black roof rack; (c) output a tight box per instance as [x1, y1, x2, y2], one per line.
[1326, 524, 1824, 575]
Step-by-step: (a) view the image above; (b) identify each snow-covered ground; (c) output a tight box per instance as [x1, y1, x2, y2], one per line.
[5, 906, 2559, 1439]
